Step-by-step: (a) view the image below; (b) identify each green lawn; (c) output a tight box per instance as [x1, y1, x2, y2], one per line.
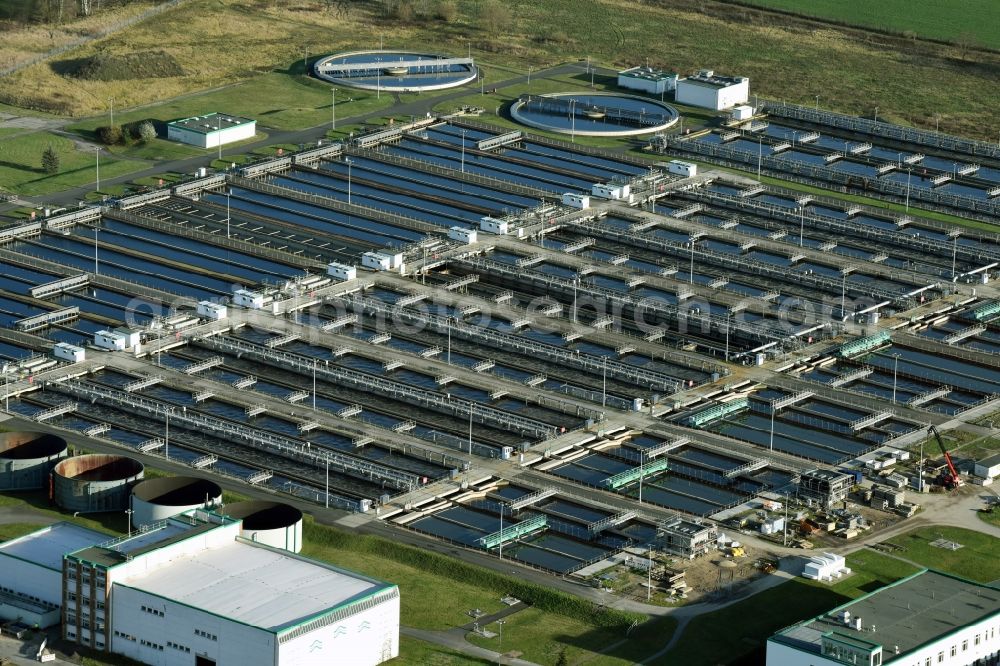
[885, 526, 1000, 582]
[0, 131, 145, 196]
[67, 72, 398, 136]
[0, 488, 124, 534]
[467, 609, 675, 666]
[391, 636, 487, 665]
[658, 551, 920, 666]
[720, 0, 1000, 50]
[980, 508, 1000, 529]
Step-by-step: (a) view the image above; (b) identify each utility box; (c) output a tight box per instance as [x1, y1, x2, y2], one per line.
[591, 183, 630, 200]
[561, 193, 591, 209]
[448, 227, 478, 244]
[666, 160, 698, 177]
[730, 105, 754, 121]
[232, 289, 265, 309]
[479, 217, 510, 235]
[362, 252, 393, 271]
[94, 330, 128, 351]
[53, 343, 86, 363]
[196, 301, 228, 320]
[326, 262, 357, 282]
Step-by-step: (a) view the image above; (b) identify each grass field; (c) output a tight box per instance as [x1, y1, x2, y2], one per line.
[885, 526, 1000, 582]
[1, 0, 998, 141]
[718, 0, 1000, 50]
[658, 551, 921, 666]
[0, 131, 145, 196]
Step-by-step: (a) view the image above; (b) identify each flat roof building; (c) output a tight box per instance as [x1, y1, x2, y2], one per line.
[167, 113, 257, 149]
[767, 570, 1000, 665]
[0, 510, 399, 665]
[617, 66, 679, 95]
[974, 452, 1000, 480]
[799, 469, 854, 508]
[675, 70, 749, 110]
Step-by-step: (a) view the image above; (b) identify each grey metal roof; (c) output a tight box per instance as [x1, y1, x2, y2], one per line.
[772, 570, 1000, 662]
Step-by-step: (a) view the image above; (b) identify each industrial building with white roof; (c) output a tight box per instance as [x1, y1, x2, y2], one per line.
[767, 569, 1000, 666]
[0, 509, 399, 666]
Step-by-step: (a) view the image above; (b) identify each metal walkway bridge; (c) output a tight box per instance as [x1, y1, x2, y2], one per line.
[48, 380, 421, 491]
[197, 334, 558, 440]
[341, 293, 682, 394]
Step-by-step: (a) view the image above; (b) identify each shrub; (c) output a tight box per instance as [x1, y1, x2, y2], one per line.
[96, 124, 122, 145]
[138, 121, 157, 142]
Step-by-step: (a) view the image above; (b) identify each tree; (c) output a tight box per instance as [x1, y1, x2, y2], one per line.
[555, 648, 568, 666]
[41, 146, 59, 174]
[479, 0, 510, 35]
[138, 121, 157, 142]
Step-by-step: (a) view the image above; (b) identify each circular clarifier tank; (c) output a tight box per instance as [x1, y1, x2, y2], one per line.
[313, 50, 478, 92]
[510, 92, 679, 136]
[223, 500, 303, 553]
[131, 476, 223, 527]
[53, 454, 144, 514]
[0, 431, 68, 491]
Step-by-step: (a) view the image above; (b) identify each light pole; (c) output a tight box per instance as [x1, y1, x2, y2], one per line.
[225, 190, 231, 238]
[527, 66, 531, 86]
[602, 356, 607, 408]
[496, 619, 506, 666]
[724, 311, 730, 361]
[461, 129, 467, 173]
[952, 235, 958, 281]
[570, 99, 576, 142]
[814, 95, 819, 110]
[345, 158, 352, 205]
[840, 274, 847, 321]
[312, 357, 317, 411]
[689, 237, 695, 284]
[905, 168, 911, 213]
[892, 354, 900, 404]
[331, 88, 336, 131]
[799, 205, 805, 247]
[165, 409, 170, 460]
[108, 96, 114, 128]
[769, 408, 775, 452]
[95, 147, 100, 193]
[874, 106, 879, 124]
[93, 225, 99, 275]
[572, 277, 578, 323]
[638, 448, 645, 504]
[647, 548, 653, 601]
[125, 509, 133, 537]
[757, 137, 762, 180]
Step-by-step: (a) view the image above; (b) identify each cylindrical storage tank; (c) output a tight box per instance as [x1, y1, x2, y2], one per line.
[224, 501, 303, 553]
[52, 454, 144, 514]
[0, 431, 68, 491]
[130, 477, 223, 527]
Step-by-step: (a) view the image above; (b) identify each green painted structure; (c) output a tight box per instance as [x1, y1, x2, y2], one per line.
[838, 331, 891, 358]
[682, 398, 749, 428]
[477, 514, 547, 550]
[601, 458, 671, 490]
[971, 301, 1000, 322]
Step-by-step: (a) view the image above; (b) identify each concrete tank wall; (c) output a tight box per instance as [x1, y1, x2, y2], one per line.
[223, 501, 303, 553]
[52, 454, 144, 514]
[0, 431, 68, 491]
[130, 476, 223, 527]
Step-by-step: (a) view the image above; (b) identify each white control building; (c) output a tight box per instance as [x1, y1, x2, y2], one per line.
[768, 570, 1000, 666]
[675, 70, 749, 110]
[167, 113, 257, 149]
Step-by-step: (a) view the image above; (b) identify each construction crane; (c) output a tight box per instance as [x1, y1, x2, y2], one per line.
[929, 426, 962, 490]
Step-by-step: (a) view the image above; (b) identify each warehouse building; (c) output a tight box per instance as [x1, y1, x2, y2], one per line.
[167, 113, 257, 149]
[675, 70, 749, 110]
[616, 66, 678, 95]
[0, 510, 398, 665]
[767, 570, 1000, 666]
